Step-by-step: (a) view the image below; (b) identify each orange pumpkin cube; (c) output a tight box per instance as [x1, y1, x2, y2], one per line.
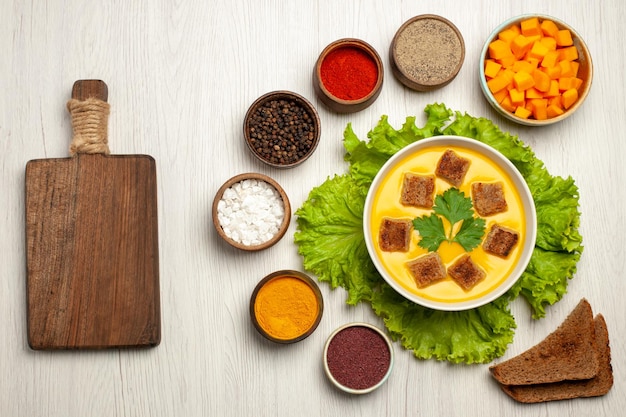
[493, 87, 509, 104]
[540, 19, 560, 37]
[511, 34, 533, 59]
[562, 88, 579, 109]
[541, 50, 560, 69]
[527, 41, 550, 60]
[500, 95, 516, 112]
[520, 17, 542, 37]
[514, 106, 532, 119]
[560, 46, 579, 62]
[544, 64, 562, 79]
[489, 39, 513, 60]
[532, 69, 551, 92]
[525, 87, 543, 99]
[555, 29, 574, 46]
[487, 74, 512, 93]
[530, 99, 548, 120]
[545, 80, 560, 97]
[540, 36, 558, 51]
[547, 104, 565, 118]
[498, 27, 519, 45]
[511, 59, 534, 74]
[509, 88, 526, 107]
[559, 60, 575, 77]
[484, 60, 502, 78]
[513, 71, 535, 91]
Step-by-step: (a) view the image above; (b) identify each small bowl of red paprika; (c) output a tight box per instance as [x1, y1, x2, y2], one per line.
[313, 38, 384, 113]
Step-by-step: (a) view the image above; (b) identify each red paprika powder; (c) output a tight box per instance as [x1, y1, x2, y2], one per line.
[320, 46, 378, 101]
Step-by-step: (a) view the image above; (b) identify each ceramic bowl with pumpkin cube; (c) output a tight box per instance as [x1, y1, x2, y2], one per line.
[479, 14, 593, 126]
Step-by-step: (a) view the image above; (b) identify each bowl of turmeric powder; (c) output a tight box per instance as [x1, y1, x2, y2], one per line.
[250, 270, 324, 344]
[479, 14, 593, 126]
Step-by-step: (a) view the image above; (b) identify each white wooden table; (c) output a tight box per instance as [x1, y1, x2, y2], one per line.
[1, 1, 623, 415]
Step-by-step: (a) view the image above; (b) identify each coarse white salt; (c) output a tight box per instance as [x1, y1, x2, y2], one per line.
[217, 179, 285, 246]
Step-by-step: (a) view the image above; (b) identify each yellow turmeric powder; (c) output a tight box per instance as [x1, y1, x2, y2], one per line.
[253, 275, 320, 340]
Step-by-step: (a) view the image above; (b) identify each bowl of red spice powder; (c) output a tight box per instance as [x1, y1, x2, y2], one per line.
[313, 38, 384, 113]
[323, 322, 394, 394]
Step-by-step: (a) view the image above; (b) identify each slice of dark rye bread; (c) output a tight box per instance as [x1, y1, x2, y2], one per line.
[500, 314, 613, 403]
[489, 298, 599, 385]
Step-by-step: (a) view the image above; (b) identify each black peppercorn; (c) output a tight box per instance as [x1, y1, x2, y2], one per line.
[245, 94, 319, 167]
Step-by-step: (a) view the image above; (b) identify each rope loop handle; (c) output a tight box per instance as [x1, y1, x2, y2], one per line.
[67, 97, 110, 156]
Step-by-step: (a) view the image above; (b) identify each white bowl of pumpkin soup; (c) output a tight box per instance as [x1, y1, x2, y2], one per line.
[363, 136, 536, 311]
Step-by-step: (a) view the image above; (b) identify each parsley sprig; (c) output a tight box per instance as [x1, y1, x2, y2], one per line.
[412, 188, 486, 252]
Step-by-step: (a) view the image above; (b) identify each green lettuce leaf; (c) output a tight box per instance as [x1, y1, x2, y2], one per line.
[371, 285, 516, 364]
[344, 104, 453, 186]
[294, 103, 583, 364]
[509, 248, 581, 318]
[294, 174, 380, 305]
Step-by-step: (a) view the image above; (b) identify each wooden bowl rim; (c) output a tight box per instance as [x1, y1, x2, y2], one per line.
[249, 270, 324, 344]
[212, 172, 291, 251]
[389, 14, 466, 92]
[313, 38, 384, 113]
[243, 91, 321, 168]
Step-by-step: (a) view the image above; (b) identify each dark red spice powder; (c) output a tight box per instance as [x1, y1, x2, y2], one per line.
[326, 325, 391, 390]
[320, 46, 378, 101]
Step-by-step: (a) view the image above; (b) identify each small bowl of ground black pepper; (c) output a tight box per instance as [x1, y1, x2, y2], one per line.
[390, 14, 465, 91]
[313, 38, 384, 113]
[212, 172, 291, 251]
[323, 322, 394, 395]
[243, 91, 321, 168]
[250, 270, 324, 344]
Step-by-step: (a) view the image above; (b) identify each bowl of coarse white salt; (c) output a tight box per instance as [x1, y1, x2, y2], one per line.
[212, 173, 291, 251]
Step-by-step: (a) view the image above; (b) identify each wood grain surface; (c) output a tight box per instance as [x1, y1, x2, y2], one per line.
[25, 81, 160, 349]
[2, 1, 625, 416]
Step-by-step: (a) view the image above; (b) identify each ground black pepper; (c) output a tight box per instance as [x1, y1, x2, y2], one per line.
[391, 15, 465, 91]
[325, 325, 391, 391]
[246, 98, 317, 166]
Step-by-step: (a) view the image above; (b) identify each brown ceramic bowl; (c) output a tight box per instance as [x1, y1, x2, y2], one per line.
[323, 322, 394, 394]
[243, 91, 321, 168]
[390, 15, 465, 91]
[212, 173, 291, 251]
[479, 14, 593, 126]
[313, 38, 384, 113]
[250, 270, 324, 344]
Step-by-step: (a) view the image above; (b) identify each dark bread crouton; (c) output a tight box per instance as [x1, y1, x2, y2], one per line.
[489, 299, 600, 386]
[379, 218, 412, 252]
[472, 182, 508, 216]
[448, 254, 485, 290]
[401, 173, 435, 208]
[435, 149, 470, 187]
[483, 224, 519, 257]
[407, 252, 447, 288]
[500, 314, 613, 403]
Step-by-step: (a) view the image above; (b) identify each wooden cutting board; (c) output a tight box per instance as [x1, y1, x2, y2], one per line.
[25, 80, 161, 350]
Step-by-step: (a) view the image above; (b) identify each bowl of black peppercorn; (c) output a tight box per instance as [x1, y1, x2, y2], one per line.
[243, 91, 321, 168]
